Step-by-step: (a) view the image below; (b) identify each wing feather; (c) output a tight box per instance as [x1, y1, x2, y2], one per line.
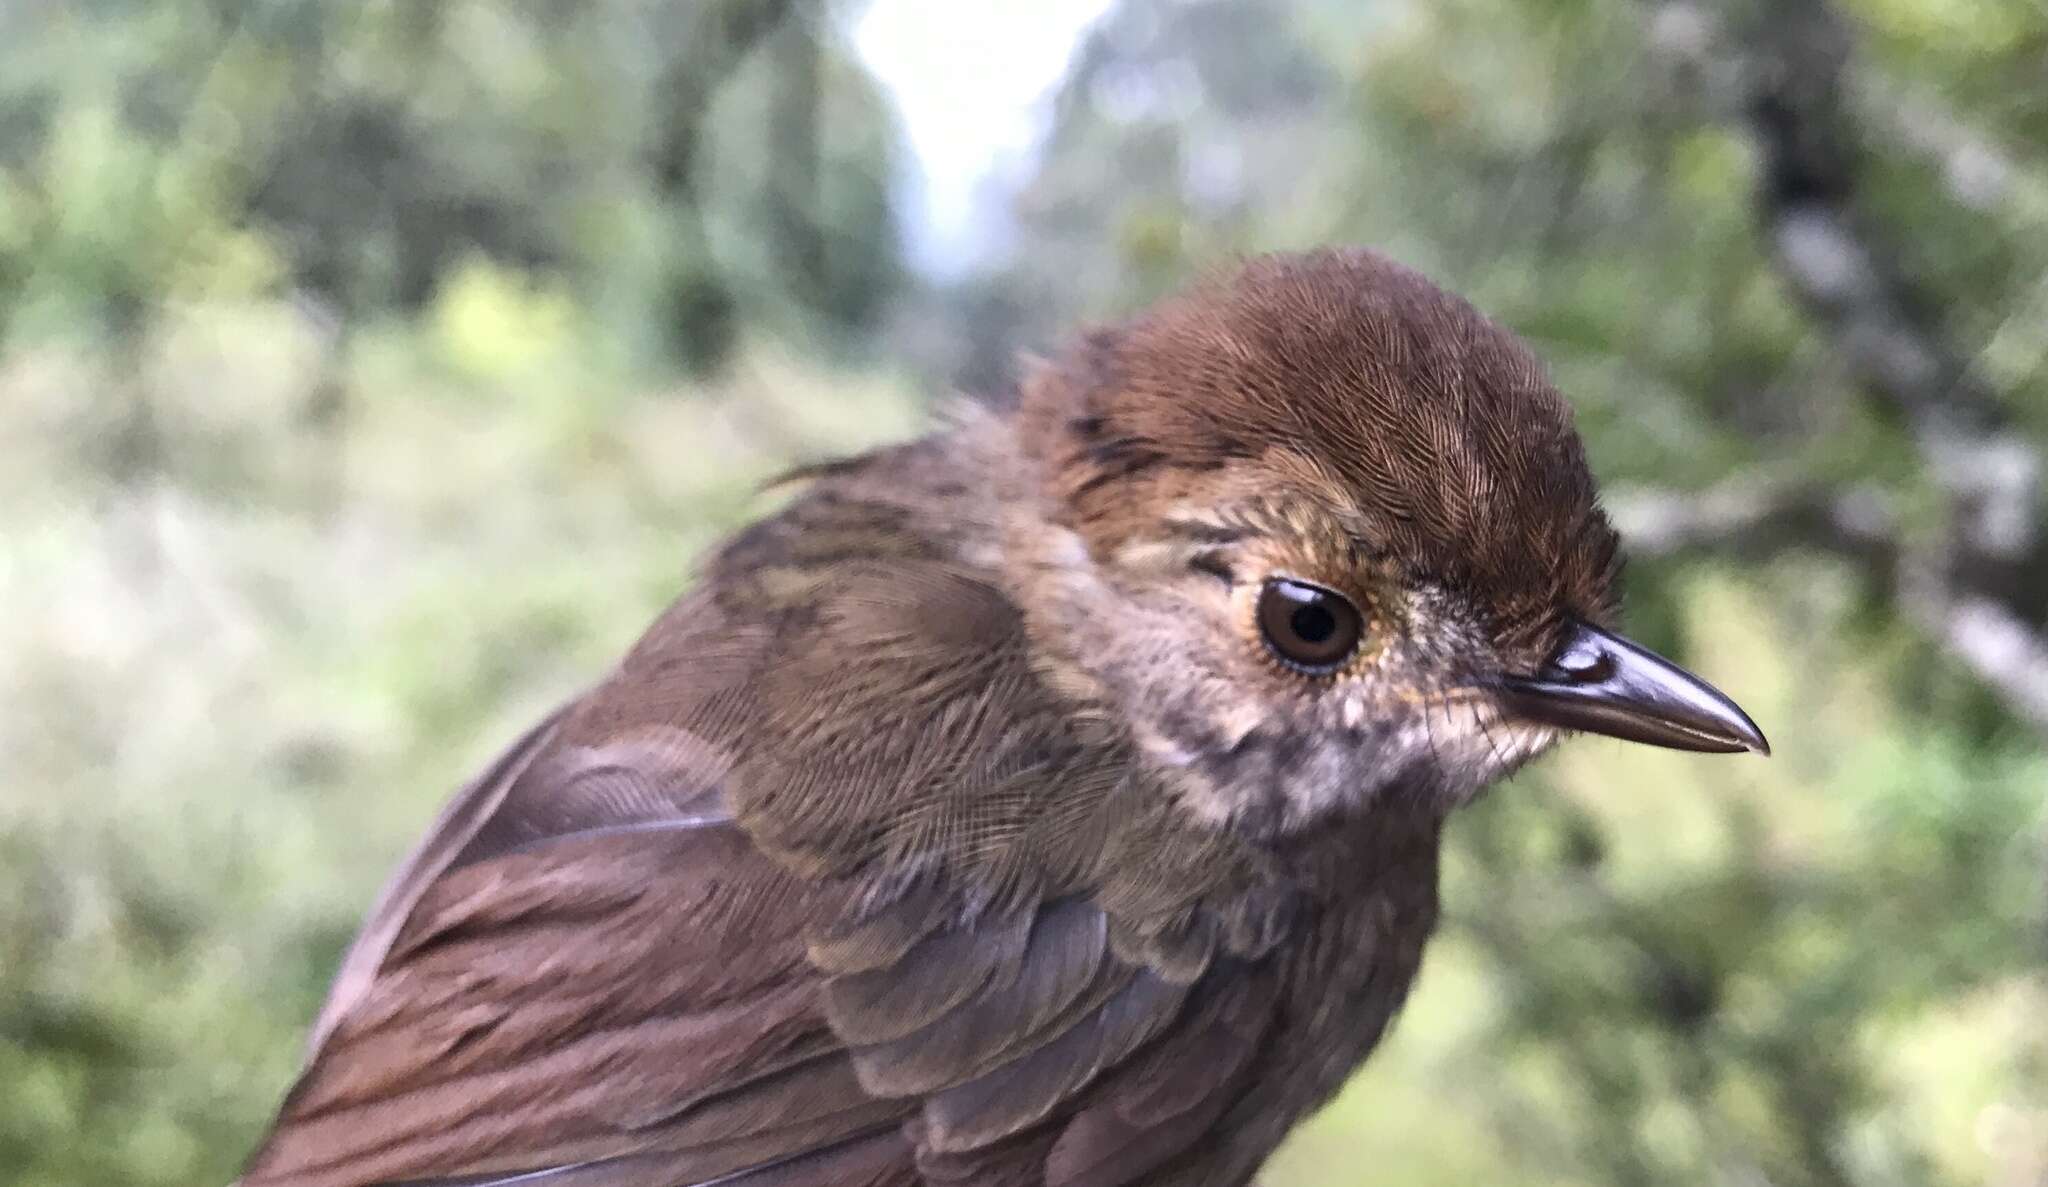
[247, 487, 1306, 1187]
[306, 707, 570, 1057]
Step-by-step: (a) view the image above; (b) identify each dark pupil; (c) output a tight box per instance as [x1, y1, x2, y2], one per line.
[1290, 603, 1337, 644]
[1259, 578, 1361, 672]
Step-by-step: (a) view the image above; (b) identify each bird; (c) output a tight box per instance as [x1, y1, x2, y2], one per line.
[240, 248, 1767, 1187]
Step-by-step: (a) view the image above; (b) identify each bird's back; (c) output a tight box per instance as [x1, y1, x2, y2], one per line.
[242, 430, 1444, 1187]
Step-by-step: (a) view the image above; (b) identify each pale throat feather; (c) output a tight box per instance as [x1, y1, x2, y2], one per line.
[973, 417, 1558, 837]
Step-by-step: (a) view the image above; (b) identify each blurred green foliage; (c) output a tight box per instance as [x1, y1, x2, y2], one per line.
[0, 1, 2042, 1186]
[0, 0, 902, 367]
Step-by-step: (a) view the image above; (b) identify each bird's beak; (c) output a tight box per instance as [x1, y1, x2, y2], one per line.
[1495, 619, 1770, 755]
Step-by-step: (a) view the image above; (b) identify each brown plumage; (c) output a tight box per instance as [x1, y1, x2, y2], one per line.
[241, 248, 1765, 1187]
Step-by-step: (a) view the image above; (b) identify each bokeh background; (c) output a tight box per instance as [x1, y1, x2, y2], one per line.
[2, 1, 2044, 1184]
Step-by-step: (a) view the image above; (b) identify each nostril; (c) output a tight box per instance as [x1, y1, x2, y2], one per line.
[1551, 642, 1616, 683]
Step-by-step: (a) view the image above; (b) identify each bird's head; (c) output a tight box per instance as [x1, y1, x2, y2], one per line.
[1010, 249, 1765, 835]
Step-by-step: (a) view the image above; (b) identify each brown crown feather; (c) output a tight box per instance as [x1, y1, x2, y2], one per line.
[1017, 248, 1622, 652]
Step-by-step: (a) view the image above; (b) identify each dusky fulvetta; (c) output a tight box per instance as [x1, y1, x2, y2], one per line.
[242, 248, 1767, 1187]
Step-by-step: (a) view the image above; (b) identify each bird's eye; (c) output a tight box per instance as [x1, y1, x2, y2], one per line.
[1257, 578, 1364, 673]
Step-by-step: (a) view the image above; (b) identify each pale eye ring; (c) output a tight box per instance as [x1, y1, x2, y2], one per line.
[1257, 578, 1364, 673]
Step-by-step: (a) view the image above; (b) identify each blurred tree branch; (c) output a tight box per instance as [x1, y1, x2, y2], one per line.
[650, 0, 805, 197]
[650, 0, 808, 371]
[1629, 0, 2048, 736]
[1610, 472, 1896, 568]
[766, 10, 827, 298]
[1612, 474, 2048, 731]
